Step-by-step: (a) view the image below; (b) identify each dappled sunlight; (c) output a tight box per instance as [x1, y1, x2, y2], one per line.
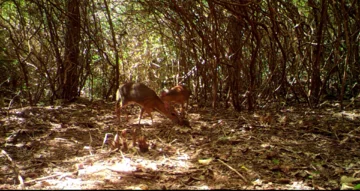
[1, 0, 359, 189]
[1, 101, 359, 189]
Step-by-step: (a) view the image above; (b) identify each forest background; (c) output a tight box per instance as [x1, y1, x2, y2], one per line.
[0, 0, 358, 110]
[1, 0, 360, 190]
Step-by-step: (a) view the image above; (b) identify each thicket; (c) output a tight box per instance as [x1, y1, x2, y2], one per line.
[0, 0, 359, 110]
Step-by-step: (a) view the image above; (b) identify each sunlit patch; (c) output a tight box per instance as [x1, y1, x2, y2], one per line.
[175, 160, 188, 168]
[106, 157, 137, 172]
[190, 185, 210, 190]
[177, 153, 190, 161]
[136, 159, 158, 171]
[287, 181, 313, 190]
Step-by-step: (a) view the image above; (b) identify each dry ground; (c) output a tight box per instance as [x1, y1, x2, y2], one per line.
[1, 98, 360, 190]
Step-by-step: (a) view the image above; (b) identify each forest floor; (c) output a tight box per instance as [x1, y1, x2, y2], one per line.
[1, 98, 360, 190]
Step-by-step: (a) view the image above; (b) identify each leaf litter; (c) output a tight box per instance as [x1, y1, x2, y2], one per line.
[0, 100, 360, 190]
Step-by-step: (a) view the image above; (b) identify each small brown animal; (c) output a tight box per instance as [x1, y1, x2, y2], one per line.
[160, 84, 191, 116]
[115, 82, 181, 125]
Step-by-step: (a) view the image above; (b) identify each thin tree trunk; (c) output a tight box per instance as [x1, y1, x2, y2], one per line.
[339, 0, 351, 110]
[61, 0, 81, 100]
[309, 0, 327, 106]
[103, 0, 120, 100]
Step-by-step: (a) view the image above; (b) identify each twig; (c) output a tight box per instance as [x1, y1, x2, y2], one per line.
[154, 134, 164, 144]
[1, 149, 25, 189]
[7, 91, 21, 111]
[24, 173, 63, 184]
[102, 133, 112, 149]
[88, 131, 93, 155]
[217, 159, 250, 184]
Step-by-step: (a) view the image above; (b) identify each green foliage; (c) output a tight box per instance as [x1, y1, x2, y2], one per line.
[354, 184, 360, 190]
[272, 159, 280, 165]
